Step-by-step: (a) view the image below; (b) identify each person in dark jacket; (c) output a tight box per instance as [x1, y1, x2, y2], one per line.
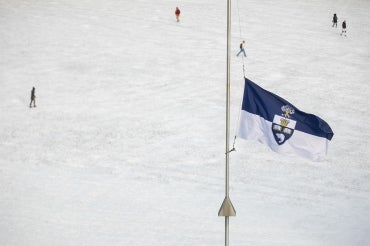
[341, 20, 347, 36]
[29, 87, 36, 108]
[236, 40, 247, 57]
[332, 13, 338, 27]
[175, 7, 181, 22]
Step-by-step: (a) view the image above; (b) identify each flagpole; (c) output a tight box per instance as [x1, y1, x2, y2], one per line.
[218, 0, 236, 245]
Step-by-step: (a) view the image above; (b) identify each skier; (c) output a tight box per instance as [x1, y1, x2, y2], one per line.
[29, 87, 36, 108]
[332, 13, 338, 27]
[236, 40, 247, 57]
[341, 20, 347, 36]
[175, 7, 181, 22]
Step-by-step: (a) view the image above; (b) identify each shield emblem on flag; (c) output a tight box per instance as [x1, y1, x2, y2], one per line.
[272, 115, 296, 145]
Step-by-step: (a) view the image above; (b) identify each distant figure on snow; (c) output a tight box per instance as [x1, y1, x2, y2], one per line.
[29, 87, 36, 108]
[341, 20, 347, 36]
[332, 13, 338, 27]
[236, 40, 247, 57]
[175, 7, 181, 22]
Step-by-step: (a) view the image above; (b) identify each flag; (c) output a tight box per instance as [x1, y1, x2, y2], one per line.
[238, 78, 334, 161]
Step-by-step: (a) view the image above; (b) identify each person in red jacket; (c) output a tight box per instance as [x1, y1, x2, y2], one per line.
[175, 7, 181, 22]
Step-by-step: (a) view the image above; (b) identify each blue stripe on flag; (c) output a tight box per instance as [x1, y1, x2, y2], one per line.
[242, 78, 334, 140]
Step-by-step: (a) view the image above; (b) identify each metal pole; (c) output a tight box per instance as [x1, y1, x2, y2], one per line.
[226, 0, 231, 200]
[218, 0, 236, 246]
[225, 216, 229, 246]
[225, 0, 231, 245]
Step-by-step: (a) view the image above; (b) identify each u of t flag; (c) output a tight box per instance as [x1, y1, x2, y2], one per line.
[238, 78, 334, 161]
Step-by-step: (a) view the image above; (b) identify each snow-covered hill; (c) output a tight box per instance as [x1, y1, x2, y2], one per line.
[1, 0, 369, 245]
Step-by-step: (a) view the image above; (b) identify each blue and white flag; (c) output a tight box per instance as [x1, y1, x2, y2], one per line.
[238, 78, 334, 161]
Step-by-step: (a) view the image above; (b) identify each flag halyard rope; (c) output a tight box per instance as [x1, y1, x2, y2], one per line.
[231, 0, 248, 151]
